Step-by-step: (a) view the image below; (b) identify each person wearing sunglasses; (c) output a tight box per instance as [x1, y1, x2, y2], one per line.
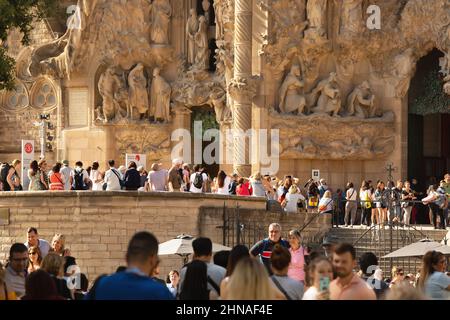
[4, 243, 29, 298]
[389, 267, 405, 288]
[27, 246, 42, 274]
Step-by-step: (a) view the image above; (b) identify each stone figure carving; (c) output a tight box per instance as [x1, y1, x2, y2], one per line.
[202, 0, 211, 24]
[214, 0, 224, 40]
[186, 9, 199, 65]
[194, 16, 210, 70]
[98, 66, 122, 122]
[346, 81, 376, 118]
[306, 0, 327, 38]
[392, 48, 416, 98]
[209, 85, 231, 124]
[128, 63, 149, 119]
[444, 75, 450, 96]
[340, 0, 363, 36]
[150, 68, 171, 122]
[149, 0, 172, 45]
[279, 65, 306, 115]
[309, 72, 341, 117]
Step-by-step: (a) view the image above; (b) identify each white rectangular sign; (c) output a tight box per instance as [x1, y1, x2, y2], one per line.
[21, 140, 35, 190]
[125, 154, 147, 169]
[312, 169, 320, 181]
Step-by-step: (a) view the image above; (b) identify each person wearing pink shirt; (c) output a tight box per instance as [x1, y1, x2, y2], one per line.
[287, 229, 309, 284]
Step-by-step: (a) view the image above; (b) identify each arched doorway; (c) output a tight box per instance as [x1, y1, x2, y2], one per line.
[191, 106, 220, 179]
[408, 48, 450, 194]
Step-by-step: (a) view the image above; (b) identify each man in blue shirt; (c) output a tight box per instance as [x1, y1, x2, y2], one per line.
[86, 231, 173, 300]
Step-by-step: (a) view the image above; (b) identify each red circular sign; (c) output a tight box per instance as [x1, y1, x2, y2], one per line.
[24, 143, 33, 154]
[135, 155, 140, 162]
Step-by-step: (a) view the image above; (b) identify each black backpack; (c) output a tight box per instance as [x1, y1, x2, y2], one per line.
[73, 169, 86, 190]
[193, 172, 203, 189]
[0, 163, 11, 183]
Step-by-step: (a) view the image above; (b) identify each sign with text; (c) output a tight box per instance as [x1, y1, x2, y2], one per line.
[125, 154, 147, 169]
[21, 140, 35, 190]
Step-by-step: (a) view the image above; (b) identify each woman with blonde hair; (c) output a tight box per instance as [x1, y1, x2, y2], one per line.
[41, 252, 73, 299]
[284, 185, 305, 213]
[224, 257, 284, 300]
[28, 246, 42, 273]
[50, 234, 71, 257]
[287, 229, 309, 284]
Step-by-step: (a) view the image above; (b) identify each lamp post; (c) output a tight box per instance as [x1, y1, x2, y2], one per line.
[33, 114, 50, 159]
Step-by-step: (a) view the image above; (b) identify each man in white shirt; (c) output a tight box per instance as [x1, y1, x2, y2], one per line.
[104, 160, 122, 191]
[190, 164, 208, 193]
[24, 227, 50, 258]
[60, 160, 73, 190]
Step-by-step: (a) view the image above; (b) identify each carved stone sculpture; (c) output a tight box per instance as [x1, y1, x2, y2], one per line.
[309, 72, 342, 117]
[194, 16, 210, 70]
[98, 66, 122, 122]
[150, 0, 172, 45]
[150, 68, 171, 122]
[346, 81, 376, 118]
[340, 0, 363, 36]
[279, 65, 306, 115]
[306, 0, 327, 38]
[186, 9, 199, 65]
[392, 48, 416, 98]
[444, 75, 450, 96]
[214, 0, 224, 40]
[209, 84, 231, 124]
[202, 0, 211, 24]
[128, 63, 149, 119]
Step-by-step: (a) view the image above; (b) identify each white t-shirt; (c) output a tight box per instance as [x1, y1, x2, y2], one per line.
[284, 193, 305, 213]
[217, 176, 231, 195]
[346, 188, 357, 201]
[318, 197, 334, 212]
[104, 168, 122, 191]
[302, 286, 319, 300]
[90, 169, 103, 191]
[60, 166, 72, 190]
[189, 172, 208, 193]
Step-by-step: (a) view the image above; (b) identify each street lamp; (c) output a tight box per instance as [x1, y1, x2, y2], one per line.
[33, 114, 50, 159]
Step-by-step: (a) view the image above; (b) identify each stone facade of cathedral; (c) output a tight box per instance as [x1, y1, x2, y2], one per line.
[0, 0, 449, 189]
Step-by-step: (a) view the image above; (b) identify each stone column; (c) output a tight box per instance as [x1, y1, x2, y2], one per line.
[229, 0, 254, 177]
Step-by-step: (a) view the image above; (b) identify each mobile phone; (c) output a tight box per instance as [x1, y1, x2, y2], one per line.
[319, 276, 330, 291]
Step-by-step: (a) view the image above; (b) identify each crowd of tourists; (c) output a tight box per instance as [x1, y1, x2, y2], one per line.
[0, 158, 448, 229]
[1, 223, 448, 300]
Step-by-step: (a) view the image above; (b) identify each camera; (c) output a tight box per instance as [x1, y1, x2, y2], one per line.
[39, 114, 50, 120]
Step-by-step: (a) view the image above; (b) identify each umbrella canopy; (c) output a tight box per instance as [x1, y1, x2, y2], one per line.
[158, 235, 232, 256]
[382, 238, 450, 258]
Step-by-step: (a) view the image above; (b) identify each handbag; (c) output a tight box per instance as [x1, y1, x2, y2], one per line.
[308, 196, 318, 207]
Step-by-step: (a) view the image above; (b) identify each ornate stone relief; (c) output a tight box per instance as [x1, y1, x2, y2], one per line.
[277, 70, 382, 119]
[271, 110, 395, 160]
[0, 78, 58, 113]
[27, 0, 174, 80]
[96, 64, 172, 124]
[172, 69, 231, 125]
[115, 125, 171, 162]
